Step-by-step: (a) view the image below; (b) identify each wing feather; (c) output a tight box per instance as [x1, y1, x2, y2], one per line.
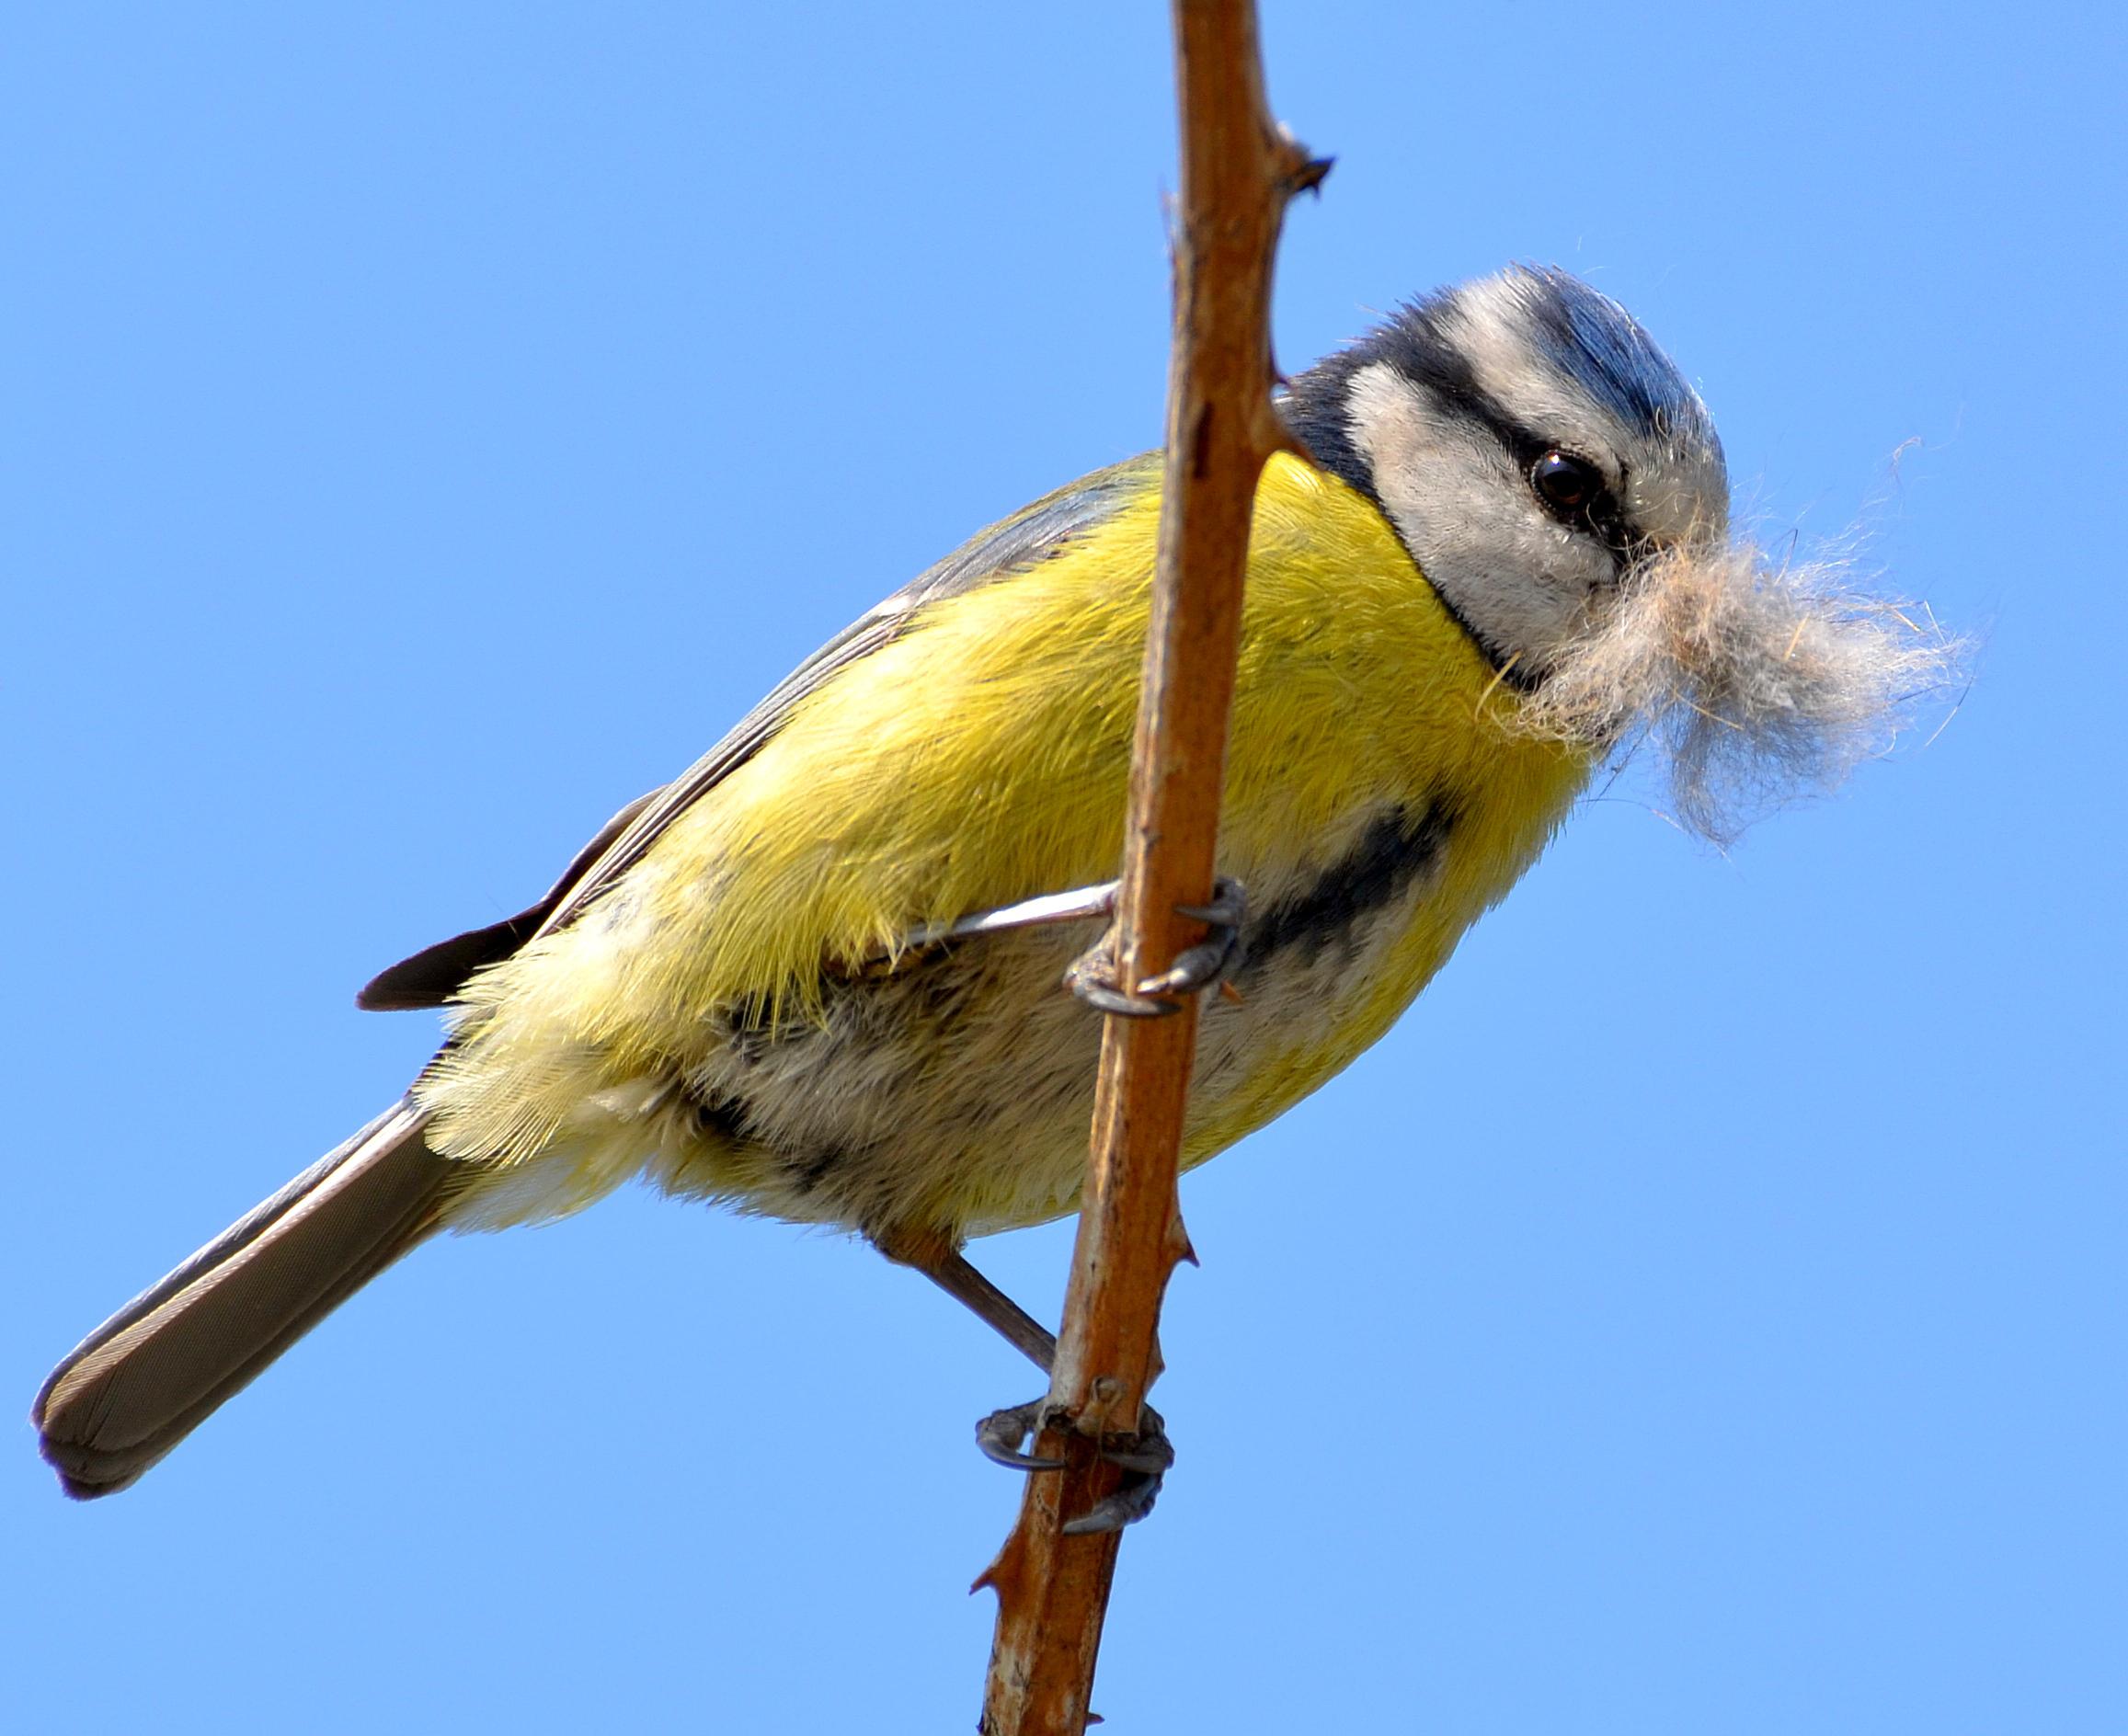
[357, 455, 1157, 1007]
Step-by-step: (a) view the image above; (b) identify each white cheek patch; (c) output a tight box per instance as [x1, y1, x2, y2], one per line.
[1344, 363, 1612, 670]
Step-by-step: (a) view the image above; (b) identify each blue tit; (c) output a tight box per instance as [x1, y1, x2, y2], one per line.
[36, 266, 1936, 1498]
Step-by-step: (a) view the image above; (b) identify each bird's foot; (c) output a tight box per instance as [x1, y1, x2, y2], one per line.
[976, 1399, 1175, 1534]
[1066, 876, 1248, 1018]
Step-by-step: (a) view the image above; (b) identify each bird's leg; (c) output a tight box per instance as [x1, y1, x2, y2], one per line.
[916, 1248, 1057, 1376]
[1065, 874, 1249, 1017]
[859, 874, 1237, 1530]
[874, 1228, 1173, 1533]
[886, 874, 1249, 1020]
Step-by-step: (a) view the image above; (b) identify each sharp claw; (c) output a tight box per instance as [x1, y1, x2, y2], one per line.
[1071, 875, 1250, 1012]
[1070, 976, 1183, 1018]
[1135, 938, 1232, 999]
[984, 1444, 1069, 1472]
[977, 1400, 1175, 1531]
[1063, 1473, 1164, 1535]
[977, 1401, 1066, 1472]
[1061, 1410, 1174, 1530]
[1173, 874, 1249, 929]
[1099, 1441, 1175, 1477]
[1099, 1405, 1173, 1476]
[1144, 877, 1248, 996]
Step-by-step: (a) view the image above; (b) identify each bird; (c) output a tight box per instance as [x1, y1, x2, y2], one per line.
[35, 264, 1907, 1506]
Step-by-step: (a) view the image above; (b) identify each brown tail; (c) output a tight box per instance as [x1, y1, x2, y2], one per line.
[33, 1100, 458, 1498]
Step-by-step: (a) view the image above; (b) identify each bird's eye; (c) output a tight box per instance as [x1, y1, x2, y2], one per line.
[1530, 450, 1604, 515]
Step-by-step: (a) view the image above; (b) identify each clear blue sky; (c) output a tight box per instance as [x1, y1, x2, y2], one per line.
[6, 4, 2122, 1730]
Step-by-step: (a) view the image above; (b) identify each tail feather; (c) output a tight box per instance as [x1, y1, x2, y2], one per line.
[33, 1100, 457, 1498]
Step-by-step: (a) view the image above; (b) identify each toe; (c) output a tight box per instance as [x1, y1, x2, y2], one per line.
[1063, 1472, 1164, 1535]
[976, 1399, 1067, 1472]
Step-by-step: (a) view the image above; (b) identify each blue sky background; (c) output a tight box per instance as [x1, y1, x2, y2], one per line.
[6, 4, 2122, 1730]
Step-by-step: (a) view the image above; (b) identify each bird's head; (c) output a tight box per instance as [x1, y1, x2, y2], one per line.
[1287, 266, 1959, 842]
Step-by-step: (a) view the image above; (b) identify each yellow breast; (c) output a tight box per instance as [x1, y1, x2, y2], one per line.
[419, 453, 1590, 1238]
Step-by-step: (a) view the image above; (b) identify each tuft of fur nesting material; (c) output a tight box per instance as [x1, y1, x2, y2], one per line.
[1504, 535, 1967, 845]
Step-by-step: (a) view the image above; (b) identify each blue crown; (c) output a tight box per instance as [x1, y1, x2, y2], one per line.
[1502, 266, 1720, 455]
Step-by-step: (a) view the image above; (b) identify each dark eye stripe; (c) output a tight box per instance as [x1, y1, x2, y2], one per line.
[1340, 316, 1641, 567]
[1277, 303, 1663, 690]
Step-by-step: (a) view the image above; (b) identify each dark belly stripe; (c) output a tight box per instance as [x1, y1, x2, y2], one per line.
[1239, 802, 1453, 972]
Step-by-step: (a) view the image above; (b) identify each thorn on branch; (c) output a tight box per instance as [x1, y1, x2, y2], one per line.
[1170, 1221, 1200, 1268]
[1289, 154, 1333, 197]
[1267, 124, 1332, 199]
[1260, 403, 1317, 469]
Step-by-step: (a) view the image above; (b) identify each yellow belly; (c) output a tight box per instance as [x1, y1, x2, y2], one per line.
[418, 454, 1591, 1242]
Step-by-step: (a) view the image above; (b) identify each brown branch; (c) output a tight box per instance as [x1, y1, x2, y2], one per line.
[974, 5, 1325, 1731]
